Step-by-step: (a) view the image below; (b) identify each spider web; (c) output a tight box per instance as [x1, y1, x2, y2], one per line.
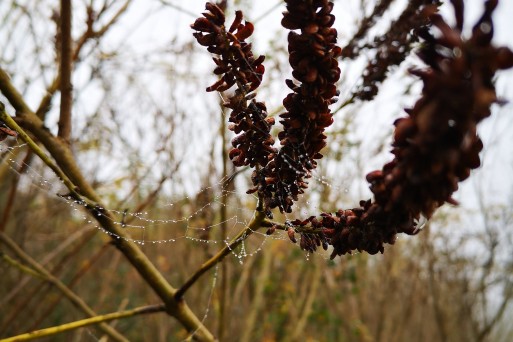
[2, 133, 351, 339]
[0, 137, 351, 257]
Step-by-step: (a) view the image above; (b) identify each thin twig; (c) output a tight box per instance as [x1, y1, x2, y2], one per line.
[158, 0, 197, 18]
[253, 1, 283, 24]
[0, 102, 98, 209]
[333, 94, 356, 115]
[175, 200, 267, 300]
[218, 101, 230, 341]
[0, 251, 46, 280]
[98, 298, 131, 342]
[291, 262, 322, 340]
[0, 149, 32, 232]
[94, 1, 131, 38]
[240, 249, 272, 342]
[35, 1, 132, 119]
[0, 227, 96, 307]
[0, 232, 129, 342]
[58, 0, 73, 142]
[1, 304, 166, 342]
[27, 242, 112, 332]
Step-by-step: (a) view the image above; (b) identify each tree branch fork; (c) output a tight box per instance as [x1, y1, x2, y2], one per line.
[2, 95, 277, 341]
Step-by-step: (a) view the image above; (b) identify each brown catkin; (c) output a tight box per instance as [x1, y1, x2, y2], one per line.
[251, 0, 341, 217]
[291, 0, 513, 257]
[191, 3, 277, 169]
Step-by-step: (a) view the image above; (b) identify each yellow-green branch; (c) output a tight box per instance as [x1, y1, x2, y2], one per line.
[1, 78, 215, 340]
[0, 102, 98, 209]
[0, 232, 128, 342]
[0, 304, 166, 342]
[0, 251, 45, 280]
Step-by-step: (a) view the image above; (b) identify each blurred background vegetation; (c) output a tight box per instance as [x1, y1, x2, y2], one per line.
[1, 0, 513, 341]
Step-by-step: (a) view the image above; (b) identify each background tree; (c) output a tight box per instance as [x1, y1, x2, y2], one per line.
[1, 0, 513, 341]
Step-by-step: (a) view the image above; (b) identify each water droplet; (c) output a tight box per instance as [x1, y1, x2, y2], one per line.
[480, 22, 491, 34]
[413, 215, 428, 233]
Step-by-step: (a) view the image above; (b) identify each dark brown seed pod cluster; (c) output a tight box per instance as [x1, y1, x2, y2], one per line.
[191, 2, 276, 168]
[250, 0, 341, 216]
[341, 0, 394, 60]
[287, 199, 398, 257]
[348, 0, 441, 101]
[289, 0, 513, 257]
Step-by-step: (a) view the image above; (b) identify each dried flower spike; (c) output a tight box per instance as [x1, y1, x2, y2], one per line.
[350, 0, 441, 101]
[255, 0, 341, 216]
[191, 2, 277, 169]
[291, 0, 513, 257]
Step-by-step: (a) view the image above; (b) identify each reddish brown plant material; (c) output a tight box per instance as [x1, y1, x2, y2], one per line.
[250, 0, 341, 217]
[289, 0, 513, 257]
[0, 120, 17, 141]
[192, 0, 513, 257]
[191, 2, 277, 168]
[341, 0, 395, 60]
[347, 0, 441, 101]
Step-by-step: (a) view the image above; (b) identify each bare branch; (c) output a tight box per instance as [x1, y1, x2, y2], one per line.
[1, 303, 166, 342]
[0, 68, 32, 115]
[35, 1, 132, 119]
[0, 231, 129, 342]
[0, 251, 45, 280]
[58, 0, 73, 142]
[1, 80, 215, 340]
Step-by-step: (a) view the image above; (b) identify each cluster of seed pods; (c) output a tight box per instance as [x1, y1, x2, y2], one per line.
[348, 0, 441, 101]
[192, 0, 513, 257]
[191, 2, 276, 169]
[251, 0, 341, 216]
[289, 0, 513, 257]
